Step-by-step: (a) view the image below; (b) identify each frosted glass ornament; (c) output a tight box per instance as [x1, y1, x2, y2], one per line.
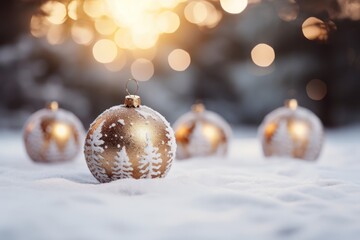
[258, 99, 324, 161]
[173, 103, 232, 159]
[23, 101, 84, 163]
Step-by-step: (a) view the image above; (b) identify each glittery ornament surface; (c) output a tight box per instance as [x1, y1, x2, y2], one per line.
[84, 105, 176, 183]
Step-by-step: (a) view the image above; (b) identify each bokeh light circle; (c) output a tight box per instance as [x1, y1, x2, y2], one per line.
[306, 79, 327, 100]
[220, 0, 248, 14]
[168, 49, 191, 71]
[131, 58, 154, 81]
[92, 39, 118, 63]
[251, 43, 275, 67]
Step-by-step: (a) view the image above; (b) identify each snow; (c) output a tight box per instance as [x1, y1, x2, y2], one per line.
[1, 126, 360, 240]
[135, 107, 158, 120]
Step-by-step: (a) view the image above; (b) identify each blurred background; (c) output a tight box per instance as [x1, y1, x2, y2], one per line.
[0, 0, 359, 129]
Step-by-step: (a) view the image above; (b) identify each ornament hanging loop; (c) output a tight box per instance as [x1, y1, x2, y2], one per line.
[126, 78, 139, 96]
[124, 79, 141, 108]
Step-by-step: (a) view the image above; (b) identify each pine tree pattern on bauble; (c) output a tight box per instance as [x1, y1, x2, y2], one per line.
[272, 120, 293, 157]
[85, 120, 110, 183]
[139, 133, 162, 179]
[111, 146, 133, 180]
[188, 122, 212, 157]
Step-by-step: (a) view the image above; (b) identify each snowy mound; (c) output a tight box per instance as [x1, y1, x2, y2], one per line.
[1, 127, 360, 240]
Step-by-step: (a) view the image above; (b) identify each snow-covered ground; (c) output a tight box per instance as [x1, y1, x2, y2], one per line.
[0, 127, 360, 240]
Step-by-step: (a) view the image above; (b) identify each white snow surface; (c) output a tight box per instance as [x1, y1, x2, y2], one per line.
[1, 126, 360, 240]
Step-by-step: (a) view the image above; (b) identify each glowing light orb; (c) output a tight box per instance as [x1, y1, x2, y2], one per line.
[68, 1, 78, 20]
[92, 39, 118, 63]
[95, 18, 117, 35]
[220, 0, 248, 14]
[251, 44, 275, 67]
[71, 23, 94, 45]
[131, 58, 154, 81]
[42, 1, 67, 25]
[53, 123, 71, 140]
[302, 17, 330, 41]
[168, 49, 191, 71]
[156, 11, 180, 33]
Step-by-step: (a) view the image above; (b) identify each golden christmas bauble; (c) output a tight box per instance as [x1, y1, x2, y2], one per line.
[173, 103, 232, 159]
[84, 89, 176, 183]
[23, 101, 85, 163]
[258, 99, 324, 161]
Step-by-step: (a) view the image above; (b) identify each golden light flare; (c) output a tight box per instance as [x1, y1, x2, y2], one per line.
[46, 25, 65, 45]
[306, 79, 327, 101]
[168, 49, 191, 71]
[158, 0, 183, 8]
[95, 18, 117, 35]
[302, 17, 335, 41]
[53, 122, 71, 140]
[42, 1, 67, 25]
[202, 7, 223, 28]
[289, 121, 309, 141]
[67, 1, 78, 20]
[251, 43, 275, 67]
[89, 0, 184, 51]
[302, 17, 324, 40]
[114, 29, 136, 50]
[220, 0, 248, 14]
[83, 0, 107, 18]
[184, 1, 222, 28]
[131, 58, 154, 81]
[156, 11, 180, 33]
[71, 23, 94, 45]
[30, 15, 49, 38]
[202, 123, 222, 146]
[30, 0, 250, 72]
[185, 1, 208, 24]
[264, 122, 277, 140]
[92, 39, 118, 63]
[132, 32, 159, 50]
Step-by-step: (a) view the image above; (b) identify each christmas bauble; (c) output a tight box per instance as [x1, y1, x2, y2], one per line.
[23, 101, 84, 163]
[84, 87, 176, 183]
[258, 99, 324, 161]
[173, 103, 232, 159]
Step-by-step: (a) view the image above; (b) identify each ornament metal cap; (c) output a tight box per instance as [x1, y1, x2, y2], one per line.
[124, 79, 141, 108]
[285, 99, 298, 110]
[47, 101, 59, 111]
[191, 102, 205, 113]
